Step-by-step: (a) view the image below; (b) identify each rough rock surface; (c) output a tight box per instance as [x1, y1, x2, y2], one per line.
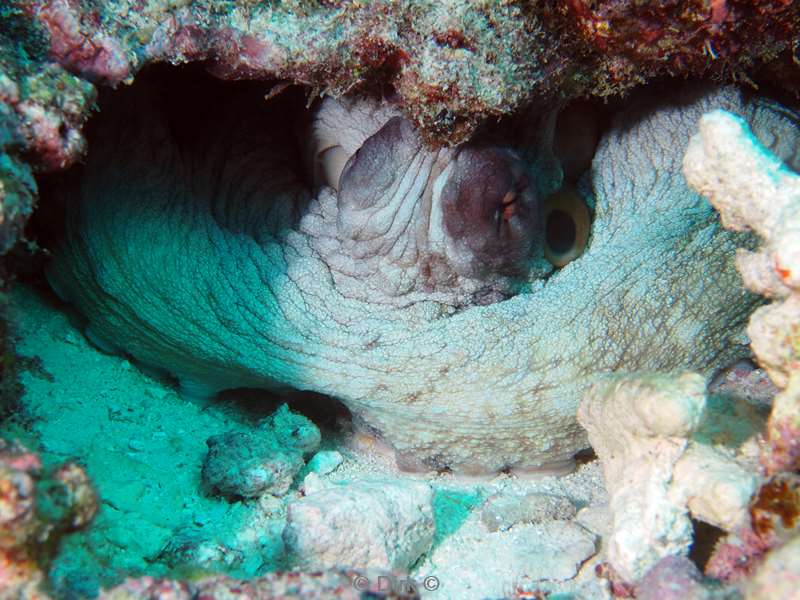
[480, 491, 576, 532]
[578, 372, 762, 583]
[99, 570, 418, 600]
[201, 404, 321, 499]
[283, 478, 434, 570]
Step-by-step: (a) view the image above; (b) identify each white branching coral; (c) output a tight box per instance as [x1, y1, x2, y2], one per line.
[684, 109, 800, 475]
[577, 373, 760, 583]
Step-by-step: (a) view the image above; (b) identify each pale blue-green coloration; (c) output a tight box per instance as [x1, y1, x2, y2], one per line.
[46, 83, 800, 474]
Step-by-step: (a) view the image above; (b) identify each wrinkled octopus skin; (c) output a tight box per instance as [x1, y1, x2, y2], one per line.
[46, 82, 800, 474]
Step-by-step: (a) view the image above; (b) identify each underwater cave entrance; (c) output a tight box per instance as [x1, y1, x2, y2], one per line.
[31, 63, 320, 250]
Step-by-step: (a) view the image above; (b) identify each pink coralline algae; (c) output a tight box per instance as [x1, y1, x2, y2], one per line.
[634, 556, 709, 600]
[563, 0, 799, 95]
[31, 0, 131, 85]
[0, 438, 98, 600]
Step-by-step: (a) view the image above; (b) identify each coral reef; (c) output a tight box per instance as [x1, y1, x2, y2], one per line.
[45, 76, 797, 474]
[18, 0, 796, 142]
[0, 2, 95, 252]
[0, 438, 98, 600]
[577, 372, 764, 583]
[0, 1, 795, 253]
[683, 107, 800, 590]
[0, 2, 799, 595]
[201, 404, 321, 499]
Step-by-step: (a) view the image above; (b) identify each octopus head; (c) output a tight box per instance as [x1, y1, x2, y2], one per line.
[439, 144, 542, 279]
[305, 100, 556, 307]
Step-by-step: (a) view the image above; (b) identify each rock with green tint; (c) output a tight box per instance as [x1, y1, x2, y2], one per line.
[201, 404, 320, 500]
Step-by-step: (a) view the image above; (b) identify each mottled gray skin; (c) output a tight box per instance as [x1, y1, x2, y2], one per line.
[46, 82, 799, 474]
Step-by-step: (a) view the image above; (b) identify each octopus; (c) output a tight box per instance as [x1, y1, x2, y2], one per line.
[44, 72, 800, 475]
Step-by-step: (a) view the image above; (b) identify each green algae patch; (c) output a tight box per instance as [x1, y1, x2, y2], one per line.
[431, 487, 484, 548]
[2, 284, 287, 595]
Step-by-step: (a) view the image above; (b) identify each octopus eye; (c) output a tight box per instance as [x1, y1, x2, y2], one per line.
[543, 186, 590, 267]
[314, 144, 350, 191]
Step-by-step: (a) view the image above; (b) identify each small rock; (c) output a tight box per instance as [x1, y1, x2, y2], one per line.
[201, 405, 320, 499]
[300, 472, 332, 496]
[480, 492, 576, 532]
[511, 521, 597, 581]
[283, 479, 434, 570]
[305, 450, 343, 476]
[203, 431, 304, 498]
[156, 528, 243, 571]
[635, 556, 712, 600]
[128, 439, 145, 452]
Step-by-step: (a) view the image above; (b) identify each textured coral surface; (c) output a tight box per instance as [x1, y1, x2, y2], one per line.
[0, 0, 798, 252]
[684, 106, 800, 591]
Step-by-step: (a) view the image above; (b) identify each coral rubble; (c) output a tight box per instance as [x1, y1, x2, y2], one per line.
[283, 478, 434, 571]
